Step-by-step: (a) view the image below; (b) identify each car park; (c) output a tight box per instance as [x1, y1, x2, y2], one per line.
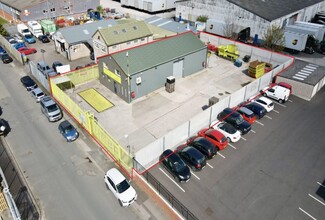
[40, 96, 62, 122]
[177, 146, 206, 171]
[159, 149, 191, 182]
[38, 35, 50, 43]
[1, 54, 13, 64]
[104, 168, 137, 207]
[261, 85, 290, 103]
[20, 76, 37, 91]
[198, 128, 228, 150]
[210, 121, 241, 143]
[217, 108, 251, 135]
[252, 96, 274, 112]
[236, 106, 256, 124]
[23, 34, 36, 44]
[30, 87, 45, 102]
[58, 120, 79, 142]
[244, 102, 266, 119]
[187, 136, 216, 159]
[18, 47, 37, 55]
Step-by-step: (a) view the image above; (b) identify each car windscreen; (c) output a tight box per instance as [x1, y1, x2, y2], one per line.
[116, 179, 130, 193]
[47, 104, 58, 112]
[235, 116, 244, 124]
[225, 124, 236, 134]
[174, 160, 187, 172]
[37, 92, 44, 97]
[64, 125, 74, 133]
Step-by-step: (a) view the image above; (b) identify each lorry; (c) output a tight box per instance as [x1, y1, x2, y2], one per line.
[283, 31, 316, 54]
[39, 19, 56, 36]
[17, 23, 31, 36]
[27, 21, 43, 38]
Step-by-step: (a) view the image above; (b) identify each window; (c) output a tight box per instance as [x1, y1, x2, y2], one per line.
[95, 43, 99, 48]
[43, 9, 48, 14]
[133, 26, 138, 30]
[115, 69, 121, 77]
[98, 36, 100, 40]
[101, 47, 106, 53]
[134, 39, 138, 43]
[113, 30, 118, 35]
[112, 45, 117, 49]
[50, 8, 56, 12]
[126, 42, 131, 45]
[141, 38, 145, 42]
[122, 28, 126, 33]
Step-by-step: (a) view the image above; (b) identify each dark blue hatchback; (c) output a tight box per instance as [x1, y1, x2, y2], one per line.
[58, 120, 79, 142]
[245, 102, 267, 119]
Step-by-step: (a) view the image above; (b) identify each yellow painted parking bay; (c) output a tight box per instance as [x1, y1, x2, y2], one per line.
[78, 88, 114, 112]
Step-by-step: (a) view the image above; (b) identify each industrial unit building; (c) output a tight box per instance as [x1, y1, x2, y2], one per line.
[120, 0, 175, 13]
[176, 0, 325, 40]
[97, 31, 207, 103]
[0, 0, 100, 22]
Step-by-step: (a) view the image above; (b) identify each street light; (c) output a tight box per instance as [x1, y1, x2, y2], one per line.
[124, 134, 130, 157]
[41, 49, 46, 63]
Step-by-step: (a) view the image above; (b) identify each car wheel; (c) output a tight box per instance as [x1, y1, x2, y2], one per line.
[262, 93, 267, 97]
[105, 183, 110, 190]
[278, 99, 284, 104]
[216, 147, 220, 151]
[118, 199, 123, 207]
[227, 137, 231, 142]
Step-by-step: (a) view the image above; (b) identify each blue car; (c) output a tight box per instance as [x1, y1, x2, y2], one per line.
[13, 42, 26, 50]
[58, 120, 79, 142]
[24, 34, 36, 44]
[0, 46, 6, 55]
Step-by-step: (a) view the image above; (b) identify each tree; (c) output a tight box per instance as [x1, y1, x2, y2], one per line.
[0, 24, 7, 36]
[262, 24, 285, 52]
[223, 15, 236, 38]
[97, 5, 103, 15]
[196, 15, 208, 23]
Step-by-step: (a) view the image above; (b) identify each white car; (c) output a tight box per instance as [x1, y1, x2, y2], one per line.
[252, 96, 274, 112]
[31, 87, 45, 102]
[210, 121, 241, 143]
[104, 168, 137, 207]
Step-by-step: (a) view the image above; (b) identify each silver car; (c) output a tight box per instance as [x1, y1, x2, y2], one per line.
[31, 88, 45, 102]
[40, 96, 62, 122]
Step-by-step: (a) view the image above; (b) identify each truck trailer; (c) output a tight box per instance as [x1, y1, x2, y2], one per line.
[39, 20, 56, 36]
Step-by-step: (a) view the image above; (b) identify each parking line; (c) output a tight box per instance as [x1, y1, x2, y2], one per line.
[265, 115, 272, 119]
[191, 171, 200, 180]
[207, 163, 213, 168]
[299, 207, 317, 220]
[255, 121, 264, 126]
[217, 152, 225, 158]
[308, 194, 325, 206]
[288, 100, 293, 102]
[228, 143, 236, 149]
[159, 168, 185, 192]
[317, 182, 325, 188]
[250, 130, 256, 133]
[274, 102, 287, 107]
[272, 109, 279, 113]
[241, 137, 247, 141]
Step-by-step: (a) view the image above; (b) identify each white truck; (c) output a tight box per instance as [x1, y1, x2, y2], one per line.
[27, 21, 43, 38]
[17, 23, 31, 36]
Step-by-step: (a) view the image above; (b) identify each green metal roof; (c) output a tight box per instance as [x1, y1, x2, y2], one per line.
[111, 32, 207, 75]
[146, 23, 176, 40]
[98, 20, 153, 46]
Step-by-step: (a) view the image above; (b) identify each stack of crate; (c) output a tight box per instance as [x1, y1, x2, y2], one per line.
[248, 60, 265, 78]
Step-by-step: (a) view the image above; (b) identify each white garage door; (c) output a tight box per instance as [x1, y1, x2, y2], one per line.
[173, 59, 183, 79]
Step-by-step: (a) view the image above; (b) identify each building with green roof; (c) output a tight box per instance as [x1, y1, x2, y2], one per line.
[98, 31, 207, 103]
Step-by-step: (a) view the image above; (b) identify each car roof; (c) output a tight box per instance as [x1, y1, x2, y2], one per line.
[237, 107, 254, 115]
[247, 102, 264, 109]
[32, 87, 43, 93]
[206, 128, 224, 139]
[181, 146, 204, 159]
[257, 96, 272, 103]
[42, 96, 56, 106]
[59, 120, 73, 128]
[21, 75, 33, 81]
[106, 168, 126, 184]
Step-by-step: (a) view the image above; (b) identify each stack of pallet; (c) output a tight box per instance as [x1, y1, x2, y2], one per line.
[248, 60, 265, 78]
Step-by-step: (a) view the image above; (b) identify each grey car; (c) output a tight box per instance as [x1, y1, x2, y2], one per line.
[40, 96, 62, 122]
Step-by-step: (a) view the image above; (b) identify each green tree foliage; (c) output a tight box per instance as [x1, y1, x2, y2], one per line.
[262, 24, 285, 52]
[0, 24, 8, 36]
[196, 15, 208, 23]
[97, 5, 103, 15]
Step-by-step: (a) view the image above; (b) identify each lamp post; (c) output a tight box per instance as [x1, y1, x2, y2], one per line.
[126, 52, 131, 103]
[124, 134, 130, 157]
[41, 49, 46, 63]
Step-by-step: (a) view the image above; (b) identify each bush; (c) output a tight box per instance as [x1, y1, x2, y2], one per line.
[196, 15, 208, 23]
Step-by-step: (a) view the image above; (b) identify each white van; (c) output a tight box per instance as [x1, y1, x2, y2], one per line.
[17, 24, 31, 36]
[261, 85, 290, 103]
[27, 21, 43, 37]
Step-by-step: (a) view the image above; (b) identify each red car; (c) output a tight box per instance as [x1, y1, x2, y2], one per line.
[237, 107, 256, 124]
[18, 47, 37, 55]
[198, 128, 228, 150]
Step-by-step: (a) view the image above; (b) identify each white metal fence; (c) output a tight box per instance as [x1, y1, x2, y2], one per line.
[29, 61, 50, 92]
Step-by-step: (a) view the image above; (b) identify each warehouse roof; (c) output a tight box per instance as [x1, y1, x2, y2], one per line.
[110, 32, 207, 75]
[227, 0, 324, 21]
[97, 20, 153, 46]
[0, 0, 43, 11]
[145, 16, 197, 34]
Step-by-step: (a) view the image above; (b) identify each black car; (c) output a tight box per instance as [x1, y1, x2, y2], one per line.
[217, 107, 251, 135]
[178, 146, 207, 171]
[245, 102, 266, 119]
[160, 149, 191, 182]
[52, 61, 63, 72]
[38, 35, 50, 43]
[1, 54, 13, 64]
[20, 76, 37, 91]
[187, 136, 216, 159]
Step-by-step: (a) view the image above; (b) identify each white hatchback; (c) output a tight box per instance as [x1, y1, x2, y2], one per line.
[253, 96, 274, 112]
[104, 168, 137, 207]
[210, 121, 241, 143]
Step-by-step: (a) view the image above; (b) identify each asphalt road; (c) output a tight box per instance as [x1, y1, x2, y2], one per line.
[151, 90, 325, 220]
[0, 61, 164, 219]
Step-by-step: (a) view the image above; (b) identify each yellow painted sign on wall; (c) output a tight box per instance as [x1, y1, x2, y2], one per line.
[103, 62, 121, 84]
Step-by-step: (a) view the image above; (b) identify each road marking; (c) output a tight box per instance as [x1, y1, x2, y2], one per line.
[274, 102, 287, 107]
[288, 100, 293, 102]
[317, 182, 325, 188]
[299, 207, 317, 220]
[207, 163, 213, 168]
[255, 120, 264, 126]
[272, 109, 279, 113]
[309, 194, 325, 206]
[241, 137, 247, 141]
[265, 115, 272, 119]
[217, 152, 225, 158]
[159, 168, 185, 192]
[228, 143, 236, 149]
[191, 171, 200, 180]
[250, 129, 256, 133]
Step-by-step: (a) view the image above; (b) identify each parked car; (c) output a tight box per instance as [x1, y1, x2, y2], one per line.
[277, 82, 292, 95]
[13, 34, 24, 42]
[159, 149, 191, 182]
[8, 38, 18, 46]
[1, 54, 13, 64]
[261, 85, 290, 103]
[20, 76, 37, 91]
[30, 87, 45, 102]
[18, 47, 37, 55]
[23, 34, 36, 44]
[198, 128, 228, 150]
[37, 61, 57, 78]
[253, 96, 274, 112]
[217, 108, 251, 135]
[177, 146, 206, 171]
[187, 136, 216, 159]
[244, 102, 266, 119]
[0, 46, 6, 55]
[38, 35, 50, 43]
[13, 42, 26, 50]
[104, 168, 137, 207]
[210, 121, 241, 143]
[237, 106, 256, 124]
[52, 61, 63, 72]
[40, 96, 62, 122]
[58, 120, 79, 142]
[0, 118, 7, 136]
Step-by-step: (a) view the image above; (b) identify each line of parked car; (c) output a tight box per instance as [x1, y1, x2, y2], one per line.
[159, 82, 292, 183]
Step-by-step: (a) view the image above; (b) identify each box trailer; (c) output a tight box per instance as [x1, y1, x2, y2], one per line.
[205, 19, 233, 37]
[120, 0, 175, 12]
[294, 21, 325, 41]
[284, 31, 308, 51]
[40, 20, 56, 36]
[285, 25, 322, 41]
